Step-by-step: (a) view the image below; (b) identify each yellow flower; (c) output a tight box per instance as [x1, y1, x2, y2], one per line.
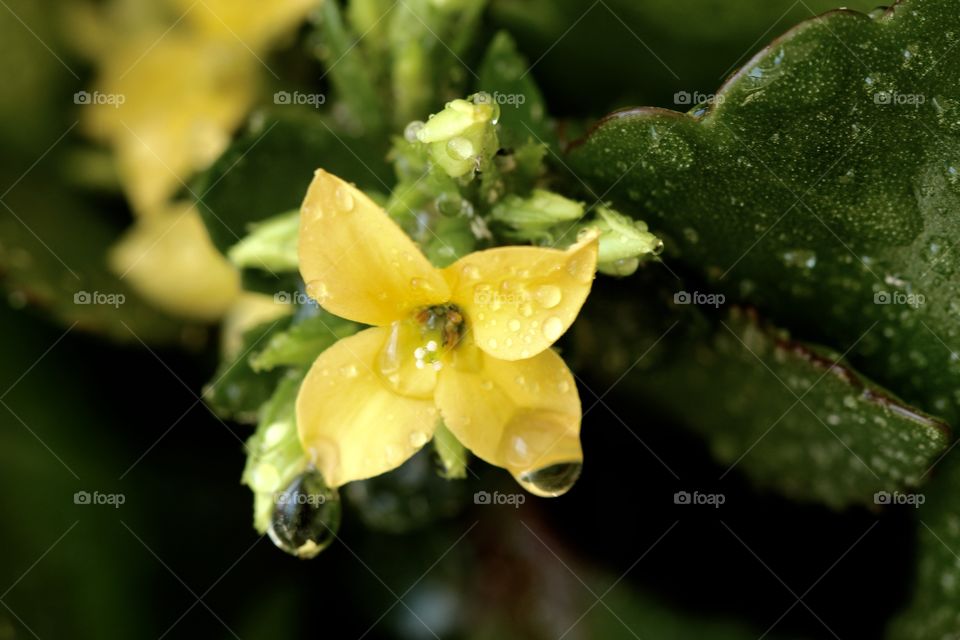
[85, 32, 257, 214]
[108, 202, 241, 321]
[295, 170, 599, 496]
[78, 0, 320, 320]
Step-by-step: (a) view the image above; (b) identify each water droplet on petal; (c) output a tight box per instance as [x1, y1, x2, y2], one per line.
[508, 319, 521, 332]
[408, 431, 429, 448]
[543, 317, 564, 342]
[534, 285, 562, 309]
[517, 462, 582, 497]
[462, 264, 480, 280]
[268, 469, 341, 559]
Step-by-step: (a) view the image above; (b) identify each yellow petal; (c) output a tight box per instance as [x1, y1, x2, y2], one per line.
[296, 327, 439, 487]
[175, 0, 321, 52]
[299, 170, 450, 325]
[83, 34, 257, 214]
[435, 343, 583, 495]
[442, 232, 599, 361]
[109, 204, 241, 321]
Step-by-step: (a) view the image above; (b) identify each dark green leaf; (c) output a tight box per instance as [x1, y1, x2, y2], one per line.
[888, 454, 960, 639]
[194, 109, 392, 253]
[570, 0, 960, 428]
[250, 307, 360, 371]
[204, 315, 292, 422]
[491, 0, 881, 112]
[575, 291, 950, 507]
[477, 30, 553, 149]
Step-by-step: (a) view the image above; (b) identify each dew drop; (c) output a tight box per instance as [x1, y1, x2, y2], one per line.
[516, 462, 582, 497]
[409, 431, 429, 448]
[508, 319, 521, 332]
[534, 284, 562, 309]
[462, 264, 480, 280]
[446, 137, 475, 161]
[268, 468, 341, 559]
[404, 120, 424, 142]
[543, 317, 564, 342]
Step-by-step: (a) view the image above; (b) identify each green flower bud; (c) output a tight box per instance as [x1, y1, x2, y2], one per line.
[433, 421, 468, 479]
[491, 189, 585, 230]
[417, 96, 499, 178]
[228, 210, 300, 272]
[243, 373, 310, 533]
[583, 206, 663, 277]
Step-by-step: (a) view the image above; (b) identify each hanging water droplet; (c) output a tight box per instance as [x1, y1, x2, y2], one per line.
[268, 468, 341, 559]
[516, 462, 582, 497]
[404, 120, 425, 142]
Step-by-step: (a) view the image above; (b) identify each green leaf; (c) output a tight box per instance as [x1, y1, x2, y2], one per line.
[228, 209, 300, 272]
[204, 316, 292, 422]
[575, 293, 950, 508]
[490, 0, 881, 111]
[194, 109, 392, 254]
[570, 0, 960, 428]
[888, 454, 960, 639]
[477, 31, 553, 149]
[314, 0, 385, 133]
[250, 308, 360, 372]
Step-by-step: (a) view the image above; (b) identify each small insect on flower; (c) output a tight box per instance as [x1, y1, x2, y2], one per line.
[296, 170, 601, 497]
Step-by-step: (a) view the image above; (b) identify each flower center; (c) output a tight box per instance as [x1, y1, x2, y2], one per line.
[414, 303, 466, 350]
[377, 304, 468, 399]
